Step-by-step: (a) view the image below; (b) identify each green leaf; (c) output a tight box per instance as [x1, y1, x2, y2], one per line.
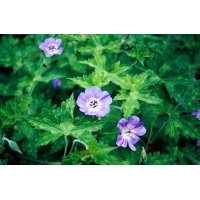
[79, 54, 107, 70]
[26, 113, 63, 135]
[166, 142, 200, 165]
[114, 89, 162, 118]
[0, 94, 32, 129]
[122, 39, 160, 66]
[61, 93, 76, 121]
[165, 114, 200, 142]
[161, 76, 192, 108]
[71, 121, 104, 136]
[105, 148, 139, 165]
[26, 129, 40, 158]
[0, 103, 14, 117]
[77, 35, 120, 55]
[36, 131, 63, 147]
[69, 69, 111, 88]
[113, 72, 162, 117]
[50, 136, 65, 154]
[77, 131, 117, 164]
[17, 119, 32, 139]
[145, 152, 175, 165]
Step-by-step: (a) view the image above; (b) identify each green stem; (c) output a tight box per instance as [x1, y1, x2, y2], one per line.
[162, 34, 171, 56]
[130, 60, 138, 67]
[111, 105, 122, 110]
[146, 116, 158, 146]
[66, 139, 88, 158]
[63, 136, 69, 158]
[150, 121, 167, 144]
[56, 42, 67, 66]
[150, 79, 196, 143]
[33, 34, 40, 57]
[17, 155, 61, 165]
[74, 116, 85, 126]
[140, 138, 146, 147]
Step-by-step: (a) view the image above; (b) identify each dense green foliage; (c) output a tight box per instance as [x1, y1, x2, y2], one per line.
[0, 34, 200, 165]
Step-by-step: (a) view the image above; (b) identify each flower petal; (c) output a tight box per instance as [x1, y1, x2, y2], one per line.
[130, 135, 140, 144]
[44, 37, 55, 45]
[44, 50, 54, 57]
[55, 39, 62, 47]
[117, 118, 127, 130]
[52, 78, 61, 88]
[128, 116, 140, 125]
[192, 112, 197, 116]
[39, 42, 47, 50]
[80, 107, 89, 113]
[120, 139, 128, 147]
[116, 134, 128, 147]
[116, 134, 123, 146]
[128, 140, 136, 151]
[96, 106, 110, 117]
[134, 126, 146, 136]
[55, 47, 63, 55]
[100, 92, 112, 105]
[76, 93, 87, 108]
[85, 87, 101, 98]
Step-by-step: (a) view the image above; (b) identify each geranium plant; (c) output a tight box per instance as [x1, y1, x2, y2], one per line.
[0, 34, 200, 165]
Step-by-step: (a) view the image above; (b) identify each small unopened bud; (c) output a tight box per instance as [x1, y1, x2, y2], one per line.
[81, 34, 89, 41]
[121, 34, 129, 43]
[141, 147, 147, 161]
[2, 137, 22, 154]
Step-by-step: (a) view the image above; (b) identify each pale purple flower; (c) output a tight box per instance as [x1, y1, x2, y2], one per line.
[76, 87, 112, 117]
[39, 37, 63, 57]
[197, 139, 200, 147]
[192, 109, 200, 119]
[52, 78, 62, 88]
[116, 116, 146, 151]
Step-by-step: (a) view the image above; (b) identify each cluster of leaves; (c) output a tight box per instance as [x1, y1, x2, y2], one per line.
[0, 34, 200, 165]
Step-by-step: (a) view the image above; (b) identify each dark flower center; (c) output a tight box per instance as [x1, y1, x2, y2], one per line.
[48, 45, 56, 51]
[89, 100, 98, 108]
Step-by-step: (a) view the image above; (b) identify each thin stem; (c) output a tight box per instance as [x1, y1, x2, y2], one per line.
[162, 34, 171, 56]
[56, 42, 67, 66]
[140, 138, 146, 147]
[74, 116, 85, 126]
[130, 60, 138, 68]
[2, 137, 10, 143]
[166, 79, 196, 122]
[33, 34, 40, 57]
[147, 116, 158, 146]
[111, 105, 122, 110]
[17, 155, 61, 165]
[66, 139, 88, 158]
[150, 79, 196, 143]
[150, 122, 167, 144]
[63, 136, 69, 158]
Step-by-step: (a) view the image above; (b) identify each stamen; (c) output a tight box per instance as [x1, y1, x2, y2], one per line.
[49, 45, 56, 51]
[89, 100, 98, 108]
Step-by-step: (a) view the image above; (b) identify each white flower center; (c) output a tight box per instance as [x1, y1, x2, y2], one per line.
[122, 124, 135, 139]
[86, 98, 102, 112]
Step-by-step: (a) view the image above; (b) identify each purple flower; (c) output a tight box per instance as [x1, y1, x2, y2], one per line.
[39, 37, 63, 57]
[52, 78, 62, 88]
[116, 116, 146, 151]
[197, 139, 200, 147]
[192, 109, 200, 119]
[76, 87, 112, 117]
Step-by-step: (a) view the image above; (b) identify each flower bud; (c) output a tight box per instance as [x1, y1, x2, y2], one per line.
[3, 137, 22, 154]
